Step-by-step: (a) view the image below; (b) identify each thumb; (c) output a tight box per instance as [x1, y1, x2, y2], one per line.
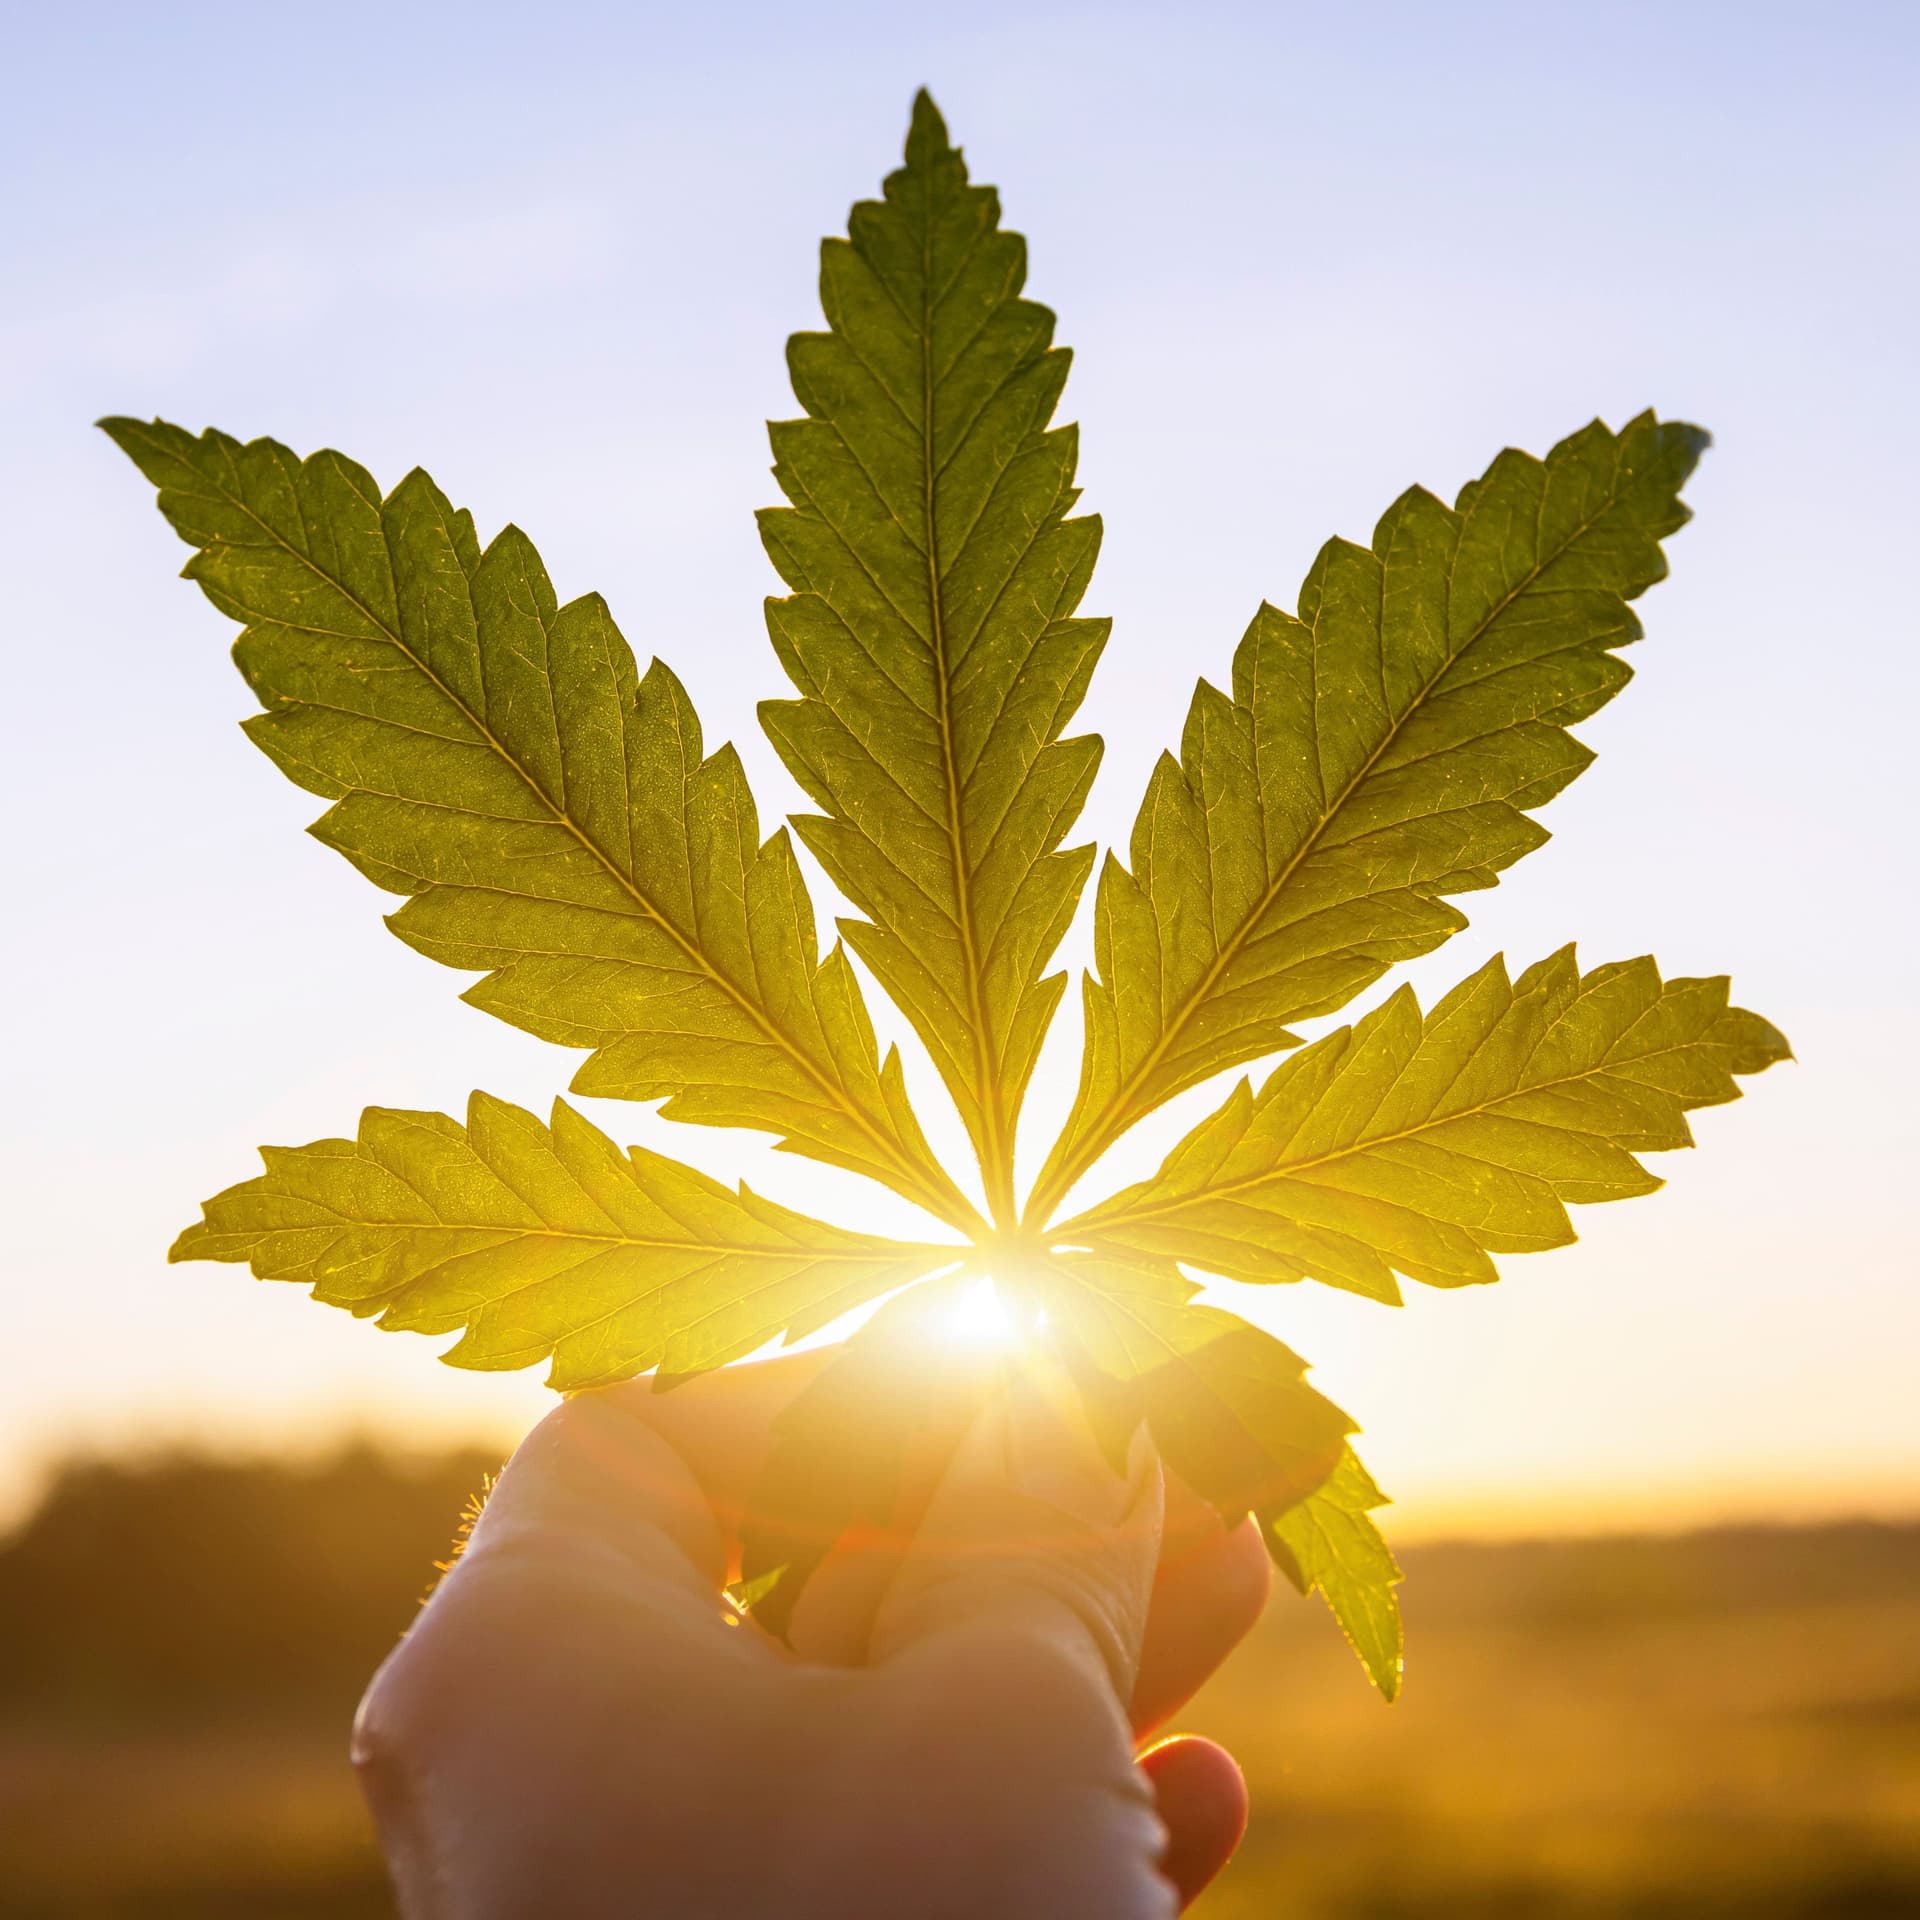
[869, 1360, 1164, 1703]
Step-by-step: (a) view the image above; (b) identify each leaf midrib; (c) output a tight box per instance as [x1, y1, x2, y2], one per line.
[192, 447, 974, 1233]
[255, 1206, 933, 1261]
[915, 190, 1016, 1228]
[1032, 467, 1642, 1223]
[1058, 1017, 1711, 1240]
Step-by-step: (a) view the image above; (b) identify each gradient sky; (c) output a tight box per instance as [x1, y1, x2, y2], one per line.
[3, 0, 1914, 1535]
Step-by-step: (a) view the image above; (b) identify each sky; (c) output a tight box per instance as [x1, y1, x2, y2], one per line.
[2, 0, 1915, 1537]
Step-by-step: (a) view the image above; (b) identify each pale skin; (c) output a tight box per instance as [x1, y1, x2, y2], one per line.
[353, 1351, 1269, 1916]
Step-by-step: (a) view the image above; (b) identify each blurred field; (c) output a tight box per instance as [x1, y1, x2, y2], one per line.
[1189, 1527, 1920, 1918]
[0, 1450, 1914, 1917]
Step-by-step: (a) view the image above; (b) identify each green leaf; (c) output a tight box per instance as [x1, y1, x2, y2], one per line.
[1033, 1252, 1353, 1522]
[1063, 948, 1790, 1302]
[107, 93, 1797, 1703]
[1031, 415, 1709, 1218]
[739, 1271, 1001, 1639]
[758, 91, 1106, 1223]
[173, 1094, 954, 1389]
[103, 418, 976, 1234]
[1264, 1447, 1404, 1699]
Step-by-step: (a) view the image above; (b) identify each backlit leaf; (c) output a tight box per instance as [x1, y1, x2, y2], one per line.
[108, 93, 1795, 1701]
[1034, 1251, 1352, 1521]
[1032, 416, 1709, 1216]
[758, 91, 1106, 1221]
[1265, 1447, 1404, 1698]
[103, 418, 975, 1233]
[174, 1094, 954, 1389]
[1062, 949, 1790, 1302]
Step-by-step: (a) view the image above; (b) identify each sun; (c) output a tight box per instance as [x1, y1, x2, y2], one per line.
[943, 1276, 1020, 1347]
[940, 1273, 1055, 1352]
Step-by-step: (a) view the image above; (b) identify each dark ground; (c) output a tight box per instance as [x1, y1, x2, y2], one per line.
[1, 1448, 1914, 1917]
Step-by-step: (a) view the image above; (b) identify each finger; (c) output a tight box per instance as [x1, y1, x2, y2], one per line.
[353, 1395, 782, 1913]
[1139, 1735, 1249, 1908]
[869, 1362, 1163, 1701]
[783, 1529, 907, 1665]
[1131, 1512, 1272, 1737]
[615, 1354, 1273, 1687]
[792, 1470, 1276, 1694]
[593, 1353, 1277, 1712]
[471, 1391, 733, 1592]
[589, 1348, 833, 1577]
[831, 1370, 1173, 1920]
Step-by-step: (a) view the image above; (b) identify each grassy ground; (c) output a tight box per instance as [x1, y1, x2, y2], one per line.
[1186, 1527, 1920, 1917]
[0, 1453, 1914, 1916]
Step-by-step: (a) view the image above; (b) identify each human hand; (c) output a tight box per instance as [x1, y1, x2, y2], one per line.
[353, 1353, 1268, 1917]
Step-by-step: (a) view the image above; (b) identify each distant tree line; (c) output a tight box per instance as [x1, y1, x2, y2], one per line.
[0, 1446, 497, 1725]
[2, 1441, 1915, 1731]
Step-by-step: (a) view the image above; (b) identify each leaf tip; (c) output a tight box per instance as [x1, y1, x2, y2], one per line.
[906, 88, 952, 164]
[1664, 416, 1713, 458]
[97, 414, 183, 486]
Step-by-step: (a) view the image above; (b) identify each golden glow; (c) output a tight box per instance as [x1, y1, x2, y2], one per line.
[944, 1276, 1020, 1346]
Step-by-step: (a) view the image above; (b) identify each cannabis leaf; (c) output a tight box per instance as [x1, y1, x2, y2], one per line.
[1061, 949, 1789, 1301]
[1029, 413, 1708, 1220]
[114, 90, 1789, 1697]
[1265, 1448, 1404, 1698]
[103, 418, 975, 1234]
[175, 1094, 954, 1388]
[1033, 1252, 1353, 1519]
[759, 91, 1105, 1225]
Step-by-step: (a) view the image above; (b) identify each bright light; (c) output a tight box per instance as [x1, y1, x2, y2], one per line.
[947, 1277, 1017, 1346]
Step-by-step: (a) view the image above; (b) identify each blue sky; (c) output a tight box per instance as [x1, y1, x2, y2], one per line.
[2, 0, 1914, 1532]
